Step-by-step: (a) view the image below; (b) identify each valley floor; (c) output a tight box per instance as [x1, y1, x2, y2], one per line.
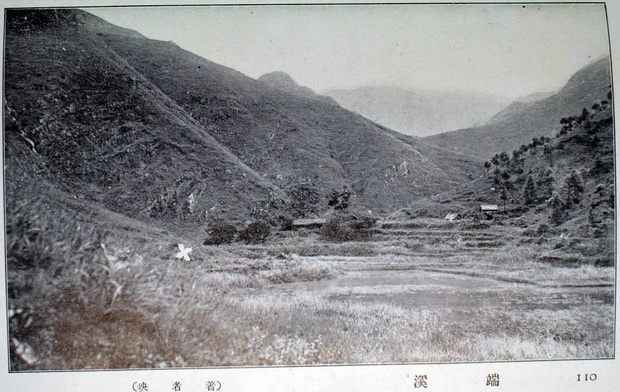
[8, 218, 614, 369]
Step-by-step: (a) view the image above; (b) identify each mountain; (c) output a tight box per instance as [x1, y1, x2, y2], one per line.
[257, 71, 337, 105]
[4, 9, 282, 223]
[94, 21, 481, 214]
[486, 90, 558, 125]
[514, 90, 558, 104]
[324, 86, 511, 137]
[425, 57, 612, 160]
[258, 71, 318, 99]
[4, 8, 480, 225]
[401, 95, 614, 264]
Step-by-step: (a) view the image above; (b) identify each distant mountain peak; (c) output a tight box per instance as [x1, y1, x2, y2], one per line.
[426, 56, 612, 160]
[258, 71, 300, 89]
[324, 86, 511, 137]
[258, 71, 338, 105]
[257, 71, 318, 98]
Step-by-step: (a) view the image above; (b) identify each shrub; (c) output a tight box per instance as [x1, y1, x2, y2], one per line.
[239, 221, 271, 244]
[277, 216, 294, 231]
[204, 221, 237, 245]
[320, 212, 378, 242]
[287, 183, 320, 218]
[327, 186, 351, 211]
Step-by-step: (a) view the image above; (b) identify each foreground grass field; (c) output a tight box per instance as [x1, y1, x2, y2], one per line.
[6, 199, 614, 369]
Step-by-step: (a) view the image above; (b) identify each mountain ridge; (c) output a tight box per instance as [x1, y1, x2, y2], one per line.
[96, 22, 481, 214]
[4, 9, 284, 224]
[425, 56, 612, 160]
[4, 8, 481, 225]
[324, 85, 511, 137]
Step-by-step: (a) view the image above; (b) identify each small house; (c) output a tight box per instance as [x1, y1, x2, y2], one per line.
[479, 204, 499, 219]
[292, 218, 326, 230]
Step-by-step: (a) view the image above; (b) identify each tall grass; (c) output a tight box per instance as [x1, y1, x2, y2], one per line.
[6, 190, 343, 369]
[6, 192, 614, 368]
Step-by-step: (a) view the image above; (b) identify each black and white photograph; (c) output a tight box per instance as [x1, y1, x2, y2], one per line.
[1, 0, 618, 390]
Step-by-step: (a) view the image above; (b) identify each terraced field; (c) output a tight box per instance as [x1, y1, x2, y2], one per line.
[9, 216, 614, 368]
[225, 218, 614, 363]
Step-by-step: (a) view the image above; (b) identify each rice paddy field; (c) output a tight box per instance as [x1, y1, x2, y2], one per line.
[6, 204, 614, 370]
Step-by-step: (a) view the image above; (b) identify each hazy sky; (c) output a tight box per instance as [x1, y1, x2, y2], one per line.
[89, 4, 609, 99]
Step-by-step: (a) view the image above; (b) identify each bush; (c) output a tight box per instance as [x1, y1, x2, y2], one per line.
[204, 221, 237, 245]
[327, 186, 351, 211]
[239, 221, 271, 244]
[288, 183, 320, 218]
[277, 216, 294, 231]
[320, 212, 378, 242]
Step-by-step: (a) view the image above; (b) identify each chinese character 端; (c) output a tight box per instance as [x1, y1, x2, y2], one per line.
[486, 373, 500, 387]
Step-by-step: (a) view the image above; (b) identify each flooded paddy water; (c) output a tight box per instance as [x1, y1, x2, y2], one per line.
[226, 219, 614, 361]
[237, 261, 614, 325]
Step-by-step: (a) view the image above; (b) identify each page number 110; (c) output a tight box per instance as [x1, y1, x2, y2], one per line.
[577, 373, 597, 382]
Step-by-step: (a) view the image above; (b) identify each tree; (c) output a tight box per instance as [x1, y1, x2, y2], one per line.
[548, 192, 567, 226]
[238, 221, 271, 244]
[510, 154, 524, 175]
[564, 170, 584, 207]
[287, 183, 320, 218]
[204, 221, 237, 245]
[320, 212, 377, 242]
[543, 144, 554, 166]
[327, 186, 351, 211]
[536, 168, 555, 201]
[499, 186, 508, 211]
[522, 174, 538, 205]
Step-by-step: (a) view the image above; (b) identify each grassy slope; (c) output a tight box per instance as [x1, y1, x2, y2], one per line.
[425, 57, 612, 159]
[4, 9, 284, 225]
[98, 30, 481, 213]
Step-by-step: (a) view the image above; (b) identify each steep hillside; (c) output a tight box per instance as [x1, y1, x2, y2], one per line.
[402, 94, 614, 264]
[324, 86, 510, 137]
[425, 57, 612, 160]
[4, 9, 282, 224]
[488, 90, 558, 124]
[96, 25, 481, 213]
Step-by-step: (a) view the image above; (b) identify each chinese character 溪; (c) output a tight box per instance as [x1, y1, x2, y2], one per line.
[414, 375, 428, 388]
